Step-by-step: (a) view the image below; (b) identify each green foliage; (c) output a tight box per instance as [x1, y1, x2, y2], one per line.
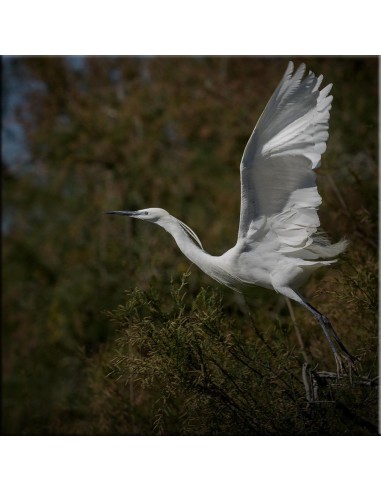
[3, 57, 378, 435]
[107, 277, 303, 435]
[88, 274, 376, 435]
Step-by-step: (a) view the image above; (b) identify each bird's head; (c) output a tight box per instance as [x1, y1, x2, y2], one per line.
[105, 207, 171, 224]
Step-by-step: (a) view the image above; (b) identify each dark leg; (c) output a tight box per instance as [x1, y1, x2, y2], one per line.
[275, 286, 356, 374]
[302, 300, 357, 374]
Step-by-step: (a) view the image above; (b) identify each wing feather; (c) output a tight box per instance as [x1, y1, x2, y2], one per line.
[238, 62, 333, 252]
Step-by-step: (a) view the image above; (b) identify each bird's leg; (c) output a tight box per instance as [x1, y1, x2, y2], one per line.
[274, 286, 356, 375]
[302, 300, 357, 375]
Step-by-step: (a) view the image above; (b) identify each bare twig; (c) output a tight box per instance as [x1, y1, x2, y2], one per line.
[326, 171, 349, 211]
[285, 297, 311, 365]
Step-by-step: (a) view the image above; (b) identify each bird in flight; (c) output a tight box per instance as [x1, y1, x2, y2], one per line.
[107, 61, 355, 373]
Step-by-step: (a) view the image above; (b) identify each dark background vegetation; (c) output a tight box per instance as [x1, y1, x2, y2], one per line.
[2, 57, 378, 435]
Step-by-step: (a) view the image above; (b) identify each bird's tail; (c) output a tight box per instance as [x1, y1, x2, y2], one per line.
[308, 235, 349, 259]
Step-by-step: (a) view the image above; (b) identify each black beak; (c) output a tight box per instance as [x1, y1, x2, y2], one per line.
[105, 211, 141, 217]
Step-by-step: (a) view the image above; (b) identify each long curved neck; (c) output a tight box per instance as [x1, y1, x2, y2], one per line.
[161, 217, 212, 272]
[159, 215, 241, 292]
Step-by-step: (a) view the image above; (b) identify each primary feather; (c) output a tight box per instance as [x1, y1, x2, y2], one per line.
[236, 61, 346, 263]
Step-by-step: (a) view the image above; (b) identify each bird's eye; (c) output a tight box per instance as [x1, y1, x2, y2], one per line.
[144, 211, 148, 215]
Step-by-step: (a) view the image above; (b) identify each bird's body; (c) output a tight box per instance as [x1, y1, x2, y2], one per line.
[107, 62, 355, 372]
[124, 206, 344, 296]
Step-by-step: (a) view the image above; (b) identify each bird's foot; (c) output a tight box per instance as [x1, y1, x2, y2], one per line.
[334, 350, 358, 379]
[319, 315, 358, 377]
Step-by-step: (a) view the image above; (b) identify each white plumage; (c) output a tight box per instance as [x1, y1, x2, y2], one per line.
[107, 62, 354, 372]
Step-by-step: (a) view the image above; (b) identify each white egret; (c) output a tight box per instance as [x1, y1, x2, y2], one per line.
[107, 62, 355, 372]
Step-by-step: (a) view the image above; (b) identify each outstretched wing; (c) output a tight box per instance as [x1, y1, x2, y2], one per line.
[238, 62, 333, 251]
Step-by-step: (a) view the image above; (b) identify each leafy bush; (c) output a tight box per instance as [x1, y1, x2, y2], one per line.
[83, 271, 377, 435]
